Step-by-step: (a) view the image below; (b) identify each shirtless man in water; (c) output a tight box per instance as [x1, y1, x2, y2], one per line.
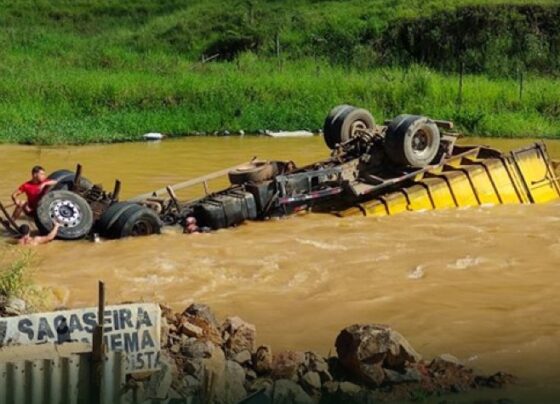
[18, 223, 60, 246]
[11, 165, 57, 220]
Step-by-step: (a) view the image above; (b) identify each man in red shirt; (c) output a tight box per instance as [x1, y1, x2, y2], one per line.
[11, 166, 57, 220]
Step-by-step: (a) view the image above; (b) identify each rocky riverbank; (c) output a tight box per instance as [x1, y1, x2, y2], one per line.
[126, 303, 515, 403]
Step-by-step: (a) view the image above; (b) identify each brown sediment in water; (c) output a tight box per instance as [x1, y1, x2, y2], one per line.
[0, 136, 559, 400]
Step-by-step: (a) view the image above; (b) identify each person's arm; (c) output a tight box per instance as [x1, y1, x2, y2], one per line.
[35, 223, 60, 245]
[11, 189, 24, 206]
[39, 180, 57, 191]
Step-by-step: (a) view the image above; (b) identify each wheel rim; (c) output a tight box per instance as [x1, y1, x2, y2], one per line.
[411, 129, 434, 158]
[131, 219, 154, 236]
[49, 199, 82, 228]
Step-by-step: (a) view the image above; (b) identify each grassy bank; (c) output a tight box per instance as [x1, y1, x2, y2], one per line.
[1, 1, 560, 144]
[1, 57, 560, 144]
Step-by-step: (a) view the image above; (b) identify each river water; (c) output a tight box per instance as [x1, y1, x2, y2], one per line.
[0, 136, 559, 401]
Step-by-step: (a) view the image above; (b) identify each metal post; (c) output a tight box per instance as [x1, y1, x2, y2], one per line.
[458, 61, 464, 108]
[112, 180, 121, 202]
[91, 281, 106, 404]
[518, 68, 524, 102]
[73, 164, 83, 190]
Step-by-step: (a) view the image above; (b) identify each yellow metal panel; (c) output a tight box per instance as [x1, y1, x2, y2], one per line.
[462, 165, 501, 205]
[361, 199, 388, 217]
[482, 160, 524, 204]
[511, 147, 560, 203]
[420, 178, 457, 209]
[441, 171, 479, 207]
[380, 192, 408, 215]
[403, 185, 434, 211]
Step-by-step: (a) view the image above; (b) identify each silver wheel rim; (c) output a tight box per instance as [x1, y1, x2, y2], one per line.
[411, 129, 434, 158]
[49, 199, 82, 228]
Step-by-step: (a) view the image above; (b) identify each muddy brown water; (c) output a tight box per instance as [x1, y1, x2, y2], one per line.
[1, 136, 559, 400]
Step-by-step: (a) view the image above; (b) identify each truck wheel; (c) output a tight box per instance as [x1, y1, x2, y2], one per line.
[35, 190, 93, 240]
[323, 105, 375, 149]
[48, 169, 93, 191]
[108, 205, 161, 239]
[97, 202, 139, 236]
[384, 115, 441, 168]
[228, 160, 279, 185]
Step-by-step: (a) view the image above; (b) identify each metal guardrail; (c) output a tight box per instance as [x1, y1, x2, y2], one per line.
[0, 348, 126, 404]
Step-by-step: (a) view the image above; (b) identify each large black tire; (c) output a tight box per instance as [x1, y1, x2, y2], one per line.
[384, 115, 441, 168]
[34, 190, 94, 240]
[323, 105, 375, 149]
[228, 161, 279, 185]
[107, 204, 161, 239]
[96, 202, 140, 236]
[48, 169, 93, 192]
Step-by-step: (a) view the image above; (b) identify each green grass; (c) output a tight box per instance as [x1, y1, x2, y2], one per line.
[0, 248, 51, 311]
[1, 1, 560, 144]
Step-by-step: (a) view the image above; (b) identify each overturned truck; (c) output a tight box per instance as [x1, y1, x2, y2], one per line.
[4, 105, 560, 240]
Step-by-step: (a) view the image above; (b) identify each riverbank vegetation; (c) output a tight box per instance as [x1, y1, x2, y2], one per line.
[0, 247, 50, 312]
[1, 0, 560, 144]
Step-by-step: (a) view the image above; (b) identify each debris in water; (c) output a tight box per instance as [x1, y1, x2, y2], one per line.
[266, 130, 314, 138]
[448, 255, 482, 270]
[143, 132, 165, 141]
[408, 265, 425, 279]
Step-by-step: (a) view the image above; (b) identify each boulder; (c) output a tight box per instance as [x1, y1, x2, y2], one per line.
[335, 324, 421, 385]
[182, 304, 222, 344]
[221, 316, 256, 356]
[271, 351, 305, 380]
[4, 297, 26, 316]
[234, 349, 252, 365]
[254, 345, 273, 375]
[146, 355, 174, 399]
[221, 360, 247, 403]
[304, 352, 332, 382]
[271, 379, 313, 404]
[301, 371, 321, 391]
[180, 320, 204, 338]
[181, 339, 215, 359]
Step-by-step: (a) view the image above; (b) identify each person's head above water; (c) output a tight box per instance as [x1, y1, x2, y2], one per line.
[31, 165, 46, 183]
[18, 224, 31, 237]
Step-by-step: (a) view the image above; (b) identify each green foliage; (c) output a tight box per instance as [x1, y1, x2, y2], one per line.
[0, 248, 34, 299]
[0, 0, 560, 144]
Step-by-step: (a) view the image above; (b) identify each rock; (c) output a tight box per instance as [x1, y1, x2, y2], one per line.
[271, 351, 305, 380]
[339, 382, 361, 395]
[4, 297, 26, 316]
[322, 381, 340, 395]
[223, 130, 230, 136]
[184, 359, 203, 377]
[180, 320, 204, 338]
[272, 379, 313, 404]
[181, 339, 215, 359]
[221, 316, 256, 356]
[335, 324, 421, 385]
[434, 353, 463, 366]
[304, 352, 332, 382]
[182, 304, 222, 344]
[248, 377, 274, 394]
[170, 344, 181, 354]
[254, 345, 273, 374]
[234, 349, 252, 365]
[146, 356, 174, 399]
[160, 317, 170, 347]
[301, 371, 321, 390]
[384, 367, 422, 383]
[246, 368, 257, 381]
[222, 360, 247, 403]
